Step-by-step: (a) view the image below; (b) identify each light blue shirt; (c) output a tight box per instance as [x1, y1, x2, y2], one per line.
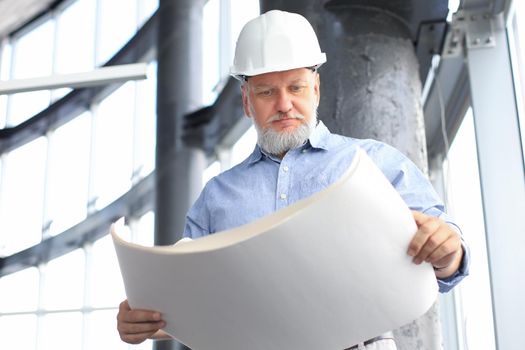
[185, 121, 469, 292]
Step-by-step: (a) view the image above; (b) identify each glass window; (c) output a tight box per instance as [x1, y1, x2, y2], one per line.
[137, 0, 159, 27]
[52, 0, 96, 100]
[203, 0, 221, 104]
[230, 125, 256, 167]
[42, 249, 85, 310]
[203, 160, 220, 186]
[133, 61, 157, 180]
[8, 90, 51, 126]
[0, 158, 2, 221]
[0, 41, 11, 127]
[55, 0, 96, 75]
[96, 0, 137, 65]
[8, 19, 54, 126]
[0, 314, 37, 349]
[0, 94, 6, 128]
[230, 0, 260, 59]
[445, 109, 495, 350]
[89, 235, 126, 308]
[0, 267, 39, 312]
[0, 40, 11, 80]
[12, 19, 54, 79]
[511, 1, 525, 157]
[93, 82, 135, 209]
[0, 0, 161, 349]
[0, 137, 47, 255]
[85, 309, 130, 350]
[447, 0, 460, 21]
[134, 210, 155, 246]
[47, 112, 90, 236]
[39, 312, 83, 350]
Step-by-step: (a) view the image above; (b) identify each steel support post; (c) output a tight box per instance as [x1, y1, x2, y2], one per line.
[464, 11, 525, 350]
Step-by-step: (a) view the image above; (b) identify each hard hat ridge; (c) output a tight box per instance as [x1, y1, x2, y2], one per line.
[230, 10, 327, 80]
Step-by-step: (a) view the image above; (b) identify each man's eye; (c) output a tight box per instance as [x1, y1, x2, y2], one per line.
[290, 86, 304, 92]
[258, 90, 273, 96]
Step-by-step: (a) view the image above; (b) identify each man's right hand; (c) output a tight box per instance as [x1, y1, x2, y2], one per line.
[117, 299, 168, 344]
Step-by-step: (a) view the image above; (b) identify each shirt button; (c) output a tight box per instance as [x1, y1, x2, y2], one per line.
[283, 166, 289, 172]
[301, 149, 308, 153]
[280, 193, 287, 200]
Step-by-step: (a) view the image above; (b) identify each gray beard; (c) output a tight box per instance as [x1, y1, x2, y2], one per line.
[253, 115, 317, 156]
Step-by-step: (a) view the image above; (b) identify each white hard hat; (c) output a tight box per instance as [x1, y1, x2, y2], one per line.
[230, 10, 327, 80]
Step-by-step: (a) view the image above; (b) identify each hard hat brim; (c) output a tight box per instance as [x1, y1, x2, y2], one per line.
[230, 53, 326, 80]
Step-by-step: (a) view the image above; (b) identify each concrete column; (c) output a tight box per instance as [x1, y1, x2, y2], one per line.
[155, 1, 207, 349]
[319, 7, 428, 169]
[260, 1, 440, 349]
[260, 1, 427, 165]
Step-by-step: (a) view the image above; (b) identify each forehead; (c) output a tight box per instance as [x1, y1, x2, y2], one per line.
[248, 68, 313, 87]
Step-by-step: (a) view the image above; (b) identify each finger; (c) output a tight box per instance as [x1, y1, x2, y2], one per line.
[118, 301, 162, 323]
[426, 235, 461, 267]
[123, 310, 162, 323]
[119, 300, 131, 312]
[412, 226, 449, 264]
[118, 319, 166, 335]
[429, 250, 458, 269]
[407, 215, 441, 258]
[120, 330, 159, 345]
[411, 210, 430, 226]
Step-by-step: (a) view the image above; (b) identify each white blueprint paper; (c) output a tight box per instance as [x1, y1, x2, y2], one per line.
[111, 148, 438, 350]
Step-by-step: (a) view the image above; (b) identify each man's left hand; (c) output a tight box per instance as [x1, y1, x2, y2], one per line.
[407, 211, 464, 278]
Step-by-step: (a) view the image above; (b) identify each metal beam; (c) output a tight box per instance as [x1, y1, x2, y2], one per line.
[423, 54, 470, 159]
[0, 63, 148, 95]
[426, 1, 516, 159]
[465, 10, 525, 350]
[461, 0, 511, 18]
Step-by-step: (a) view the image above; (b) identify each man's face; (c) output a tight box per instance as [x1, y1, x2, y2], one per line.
[242, 68, 320, 156]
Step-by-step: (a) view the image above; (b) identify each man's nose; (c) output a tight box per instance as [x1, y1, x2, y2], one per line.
[275, 91, 293, 114]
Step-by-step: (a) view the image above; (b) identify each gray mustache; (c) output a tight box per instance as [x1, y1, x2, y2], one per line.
[267, 113, 305, 122]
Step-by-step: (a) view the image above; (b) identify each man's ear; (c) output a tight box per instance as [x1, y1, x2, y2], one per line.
[314, 73, 321, 107]
[241, 84, 251, 118]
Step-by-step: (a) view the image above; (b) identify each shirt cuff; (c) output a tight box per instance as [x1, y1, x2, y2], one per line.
[437, 239, 471, 293]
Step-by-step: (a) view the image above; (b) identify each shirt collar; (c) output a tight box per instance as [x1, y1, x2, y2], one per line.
[247, 145, 264, 164]
[246, 120, 334, 165]
[307, 120, 332, 151]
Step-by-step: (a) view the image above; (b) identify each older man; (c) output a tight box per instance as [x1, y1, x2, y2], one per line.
[117, 10, 469, 349]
